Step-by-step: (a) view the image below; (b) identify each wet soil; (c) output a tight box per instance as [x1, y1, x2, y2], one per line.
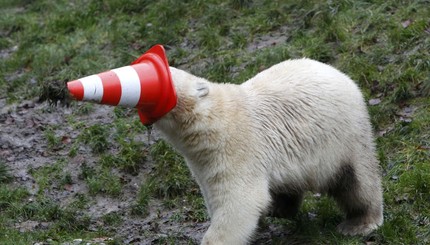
[1, 99, 294, 244]
[0, 99, 205, 244]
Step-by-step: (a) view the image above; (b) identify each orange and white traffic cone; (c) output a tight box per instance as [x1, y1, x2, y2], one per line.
[67, 45, 177, 125]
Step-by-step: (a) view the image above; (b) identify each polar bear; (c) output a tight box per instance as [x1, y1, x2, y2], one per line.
[153, 59, 383, 245]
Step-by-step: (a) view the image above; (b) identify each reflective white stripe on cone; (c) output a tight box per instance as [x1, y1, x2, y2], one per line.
[112, 66, 141, 107]
[81, 75, 104, 103]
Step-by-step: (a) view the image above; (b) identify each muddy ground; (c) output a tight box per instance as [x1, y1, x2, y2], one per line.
[1, 98, 199, 244]
[1, 96, 296, 244]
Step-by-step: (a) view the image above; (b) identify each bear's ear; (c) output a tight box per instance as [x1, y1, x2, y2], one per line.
[196, 82, 209, 98]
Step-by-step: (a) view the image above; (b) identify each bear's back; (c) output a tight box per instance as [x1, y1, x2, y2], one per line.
[239, 59, 373, 188]
[242, 58, 362, 103]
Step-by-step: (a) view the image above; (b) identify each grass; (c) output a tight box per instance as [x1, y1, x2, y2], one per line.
[29, 158, 67, 195]
[131, 140, 206, 221]
[0, 185, 97, 244]
[0, 0, 429, 244]
[0, 161, 13, 183]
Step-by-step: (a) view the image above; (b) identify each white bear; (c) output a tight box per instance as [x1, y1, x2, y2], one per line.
[153, 59, 383, 245]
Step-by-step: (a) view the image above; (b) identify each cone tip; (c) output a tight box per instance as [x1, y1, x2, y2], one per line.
[67, 80, 84, 101]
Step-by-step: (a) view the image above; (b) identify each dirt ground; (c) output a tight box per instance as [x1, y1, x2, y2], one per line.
[1, 98, 294, 244]
[0, 98, 195, 243]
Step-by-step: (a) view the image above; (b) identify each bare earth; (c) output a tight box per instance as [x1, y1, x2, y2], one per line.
[1, 98, 295, 244]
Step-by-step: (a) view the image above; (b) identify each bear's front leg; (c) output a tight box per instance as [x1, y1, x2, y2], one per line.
[201, 178, 271, 245]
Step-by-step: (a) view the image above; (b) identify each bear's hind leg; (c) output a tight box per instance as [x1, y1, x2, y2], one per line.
[329, 162, 383, 236]
[269, 192, 304, 219]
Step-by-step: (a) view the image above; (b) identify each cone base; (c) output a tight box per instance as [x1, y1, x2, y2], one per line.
[132, 45, 177, 125]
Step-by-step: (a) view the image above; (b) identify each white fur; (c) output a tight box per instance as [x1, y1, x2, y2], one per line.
[154, 59, 383, 244]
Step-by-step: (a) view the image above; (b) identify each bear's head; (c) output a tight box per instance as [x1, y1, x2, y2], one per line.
[154, 67, 212, 138]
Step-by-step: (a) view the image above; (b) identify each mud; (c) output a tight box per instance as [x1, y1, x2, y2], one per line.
[0, 99, 207, 243]
[1, 93, 301, 244]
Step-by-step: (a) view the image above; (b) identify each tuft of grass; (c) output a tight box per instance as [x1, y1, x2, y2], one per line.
[132, 141, 187, 216]
[98, 109, 148, 175]
[29, 159, 67, 194]
[229, 0, 252, 9]
[132, 140, 205, 219]
[149, 140, 194, 199]
[0, 185, 29, 210]
[99, 142, 146, 175]
[131, 179, 155, 216]
[79, 124, 110, 154]
[44, 127, 61, 150]
[102, 212, 123, 226]
[38, 79, 70, 106]
[153, 234, 198, 245]
[74, 103, 95, 115]
[375, 99, 430, 244]
[4, 196, 92, 233]
[396, 162, 430, 202]
[80, 162, 123, 197]
[85, 168, 122, 197]
[0, 161, 13, 183]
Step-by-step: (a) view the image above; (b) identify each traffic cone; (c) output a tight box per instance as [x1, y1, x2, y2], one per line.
[67, 45, 177, 125]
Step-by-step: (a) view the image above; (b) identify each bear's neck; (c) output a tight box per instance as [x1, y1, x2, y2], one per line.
[162, 83, 251, 166]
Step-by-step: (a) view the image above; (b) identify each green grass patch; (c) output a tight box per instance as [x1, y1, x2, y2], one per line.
[78, 124, 111, 154]
[132, 141, 206, 221]
[86, 168, 123, 197]
[29, 159, 67, 195]
[149, 141, 194, 199]
[102, 212, 123, 226]
[0, 185, 98, 244]
[0, 161, 13, 183]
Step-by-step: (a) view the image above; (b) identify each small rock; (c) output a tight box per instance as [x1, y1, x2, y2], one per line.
[40, 222, 50, 229]
[401, 19, 412, 28]
[396, 106, 414, 118]
[73, 239, 83, 245]
[395, 194, 410, 203]
[403, 107, 413, 113]
[16, 220, 40, 232]
[378, 130, 386, 137]
[19, 100, 35, 109]
[307, 212, 317, 220]
[368, 98, 381, 106]
[400, 117, 412, 123]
